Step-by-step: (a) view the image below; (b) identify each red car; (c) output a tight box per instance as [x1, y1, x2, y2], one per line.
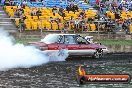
[28, 34, 108, 59]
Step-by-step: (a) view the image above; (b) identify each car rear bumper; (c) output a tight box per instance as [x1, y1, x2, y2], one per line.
[42, 49, 96, 56]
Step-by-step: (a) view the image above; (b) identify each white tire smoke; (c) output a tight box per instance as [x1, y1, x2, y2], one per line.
[0, 29, 68, 71]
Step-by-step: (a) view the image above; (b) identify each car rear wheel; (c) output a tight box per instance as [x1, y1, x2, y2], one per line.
[93, 49, 103, 59]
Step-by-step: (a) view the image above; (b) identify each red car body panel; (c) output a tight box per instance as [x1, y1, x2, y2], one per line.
[48, 43, 59, 50]
[29, 41, 105, 51]
[47, 44, 100, 50]
[28, 34, 108, 57]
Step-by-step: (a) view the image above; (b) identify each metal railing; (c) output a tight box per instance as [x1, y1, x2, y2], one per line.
[0, 17, 116, 33]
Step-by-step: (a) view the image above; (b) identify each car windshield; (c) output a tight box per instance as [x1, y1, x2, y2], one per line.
[41, 34, 60, 44]
[76, 36, 89, 44]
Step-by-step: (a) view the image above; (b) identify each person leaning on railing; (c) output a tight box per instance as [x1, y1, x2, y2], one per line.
[74, 17, 81, 31]
[62, 22, 69, 33]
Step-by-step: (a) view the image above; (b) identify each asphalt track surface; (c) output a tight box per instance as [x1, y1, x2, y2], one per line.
[0, 53, 132, 88]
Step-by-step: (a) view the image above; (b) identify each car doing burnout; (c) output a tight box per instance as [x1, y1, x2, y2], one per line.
[28, 34, 108, 59]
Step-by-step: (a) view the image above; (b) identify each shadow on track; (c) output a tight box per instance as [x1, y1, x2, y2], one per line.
[66, 52, 132, 61]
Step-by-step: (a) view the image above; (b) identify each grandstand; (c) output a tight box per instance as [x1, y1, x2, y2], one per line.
[0, 0, 132, 34]
[2, 0, 98, 32]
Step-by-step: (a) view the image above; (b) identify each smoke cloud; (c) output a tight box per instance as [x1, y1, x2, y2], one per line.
[0, 29, 68, 71]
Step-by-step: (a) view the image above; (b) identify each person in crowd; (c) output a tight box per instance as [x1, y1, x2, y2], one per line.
[22, 0, 27, 8]
[126, 15, 131, 22]
[69, 16, 75, 31]
[80, 20, 87, 31]
[124, 15, 131, 32]
[79, 10, 86, 19]
[115, 11, 120, 19]
[112, 0, 118, 7]
[4, 0, 10, 6]
[58, 6, 64, 15]
[108, 19, 115, 32]
[72, 4, 79, 14]
[41, 0, 45, 2]
[69, 5, 74, 12]
[19, 7, 24, 16]
[105, 0, 110, 6]
[122, 20, 127, 31]
[66, 5, 70, 13]
[16, 2, 21, 7]
[117, 4, 122, 11]
[87, 15, 93, 23]
[70, 16, 74, 23]
[14, 9, 20, 18]
[118, 18, 123, 30]
[55, 17, 61, 24]
[58, 6, 65, 19]
[36, 8, 42, 19]
[20, 13, 27, 31]
[96, 0, 100, 6]
[30, 8, 36, 16]
[52, 6, 57, 16]
[75, 17, 81, 30]
[10, 1, 15, 6]
[121, 0, 126, 4]
[62, 22, 68, 33]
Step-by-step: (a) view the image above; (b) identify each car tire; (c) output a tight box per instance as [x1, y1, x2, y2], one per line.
[93, 49, 103, 59]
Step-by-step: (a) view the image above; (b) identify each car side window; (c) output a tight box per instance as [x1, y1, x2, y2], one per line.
[64, 35, 76, 44]
[59, 35, 64, 43]
[76, 36, 88, 44]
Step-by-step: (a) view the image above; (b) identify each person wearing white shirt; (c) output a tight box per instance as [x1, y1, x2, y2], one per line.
[75, 18, 81, 29]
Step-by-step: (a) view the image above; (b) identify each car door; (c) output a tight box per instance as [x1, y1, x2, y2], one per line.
[48, 35, 62, 50]
[76, 36, 95, 55]
[64, 35, 80, 55]
[57, 35, 66, 50]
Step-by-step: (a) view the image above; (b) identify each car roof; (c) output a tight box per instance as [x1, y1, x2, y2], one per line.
[47, 34, 77, 36]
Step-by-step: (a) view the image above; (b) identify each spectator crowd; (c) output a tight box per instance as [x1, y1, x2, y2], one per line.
[1, 0, 132, 33]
